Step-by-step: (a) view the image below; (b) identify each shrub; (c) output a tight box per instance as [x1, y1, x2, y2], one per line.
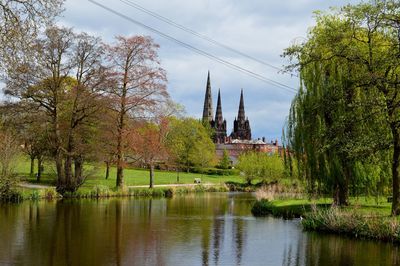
[194, 185, 206, 193]
[251, 199, 273, 216]
[164, 188, 174, 197]
[218, 149, 231, 169]
[44, 188, 58, 200]
[190, 167, 238, 176]
[0, 188, 23, 202]
[237, 152, 285, 185]
[90, 185, 111, 198]
[150, 188, 165, 197]
[29, 190, 41, 200]
[0, 176, 23, 202]
[302, 208, 400, 242]
[174, 187, 190, 194]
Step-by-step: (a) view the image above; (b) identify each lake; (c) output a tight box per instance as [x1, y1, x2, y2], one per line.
[0, 193, 398, 266]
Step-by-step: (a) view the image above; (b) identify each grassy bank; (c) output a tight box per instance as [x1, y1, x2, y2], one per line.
[251, 198, 331, 218]
[3, 157, 304, 202]
[251, 197, 400, 243]
[9, 184, 231, 202]
[14, 157, 243, 188]
[302, 207, 400, 243]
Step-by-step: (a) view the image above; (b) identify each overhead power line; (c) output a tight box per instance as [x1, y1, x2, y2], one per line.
[88, 0, 297, 94]
[119, 0, 290, 75]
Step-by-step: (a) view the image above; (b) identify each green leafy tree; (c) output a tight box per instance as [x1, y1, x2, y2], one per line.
[236, 152, 284, 185]
[219, 149, 231, 169]
[5, 27, 109, 193]
[283, 1, 400, 212]
[166, 117, 215, 174]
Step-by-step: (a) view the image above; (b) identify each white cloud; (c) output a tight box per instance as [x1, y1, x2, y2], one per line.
[55, 0, 360, 138]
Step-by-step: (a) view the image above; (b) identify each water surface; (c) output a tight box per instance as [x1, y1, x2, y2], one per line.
[0, 193, 398, 266]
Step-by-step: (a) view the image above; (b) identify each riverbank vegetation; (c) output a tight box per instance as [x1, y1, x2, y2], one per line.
[1, 153, 295, 201]
[249, 1, 400, 244]
[252, 197, 400, 243]
[15, 184, 230, 201]
[303, 208, 400, 243]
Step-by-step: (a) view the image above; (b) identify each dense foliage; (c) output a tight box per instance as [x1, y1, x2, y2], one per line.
[166, 118, 215, 173]
[236, 152, 284, 185]
[283, 1, 400, 214]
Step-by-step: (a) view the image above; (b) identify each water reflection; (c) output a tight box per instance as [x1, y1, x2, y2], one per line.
[0, 193, 399, 266]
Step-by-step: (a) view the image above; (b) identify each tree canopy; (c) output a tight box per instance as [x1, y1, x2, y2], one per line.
[284, 0, 400, 214]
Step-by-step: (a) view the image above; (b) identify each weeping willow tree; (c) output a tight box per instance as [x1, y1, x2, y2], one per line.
[283, 3, 395, 207]
[285, 62, 359, 205]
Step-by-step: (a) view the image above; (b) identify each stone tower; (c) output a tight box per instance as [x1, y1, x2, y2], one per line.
[231, 89, 251, 140]
[214, 89, 227, 143]
[202, 71, 213, 123]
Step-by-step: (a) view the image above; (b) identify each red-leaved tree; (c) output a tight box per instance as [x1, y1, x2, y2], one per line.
[127, 118, 169, 188]
[105, 36, 168, 188]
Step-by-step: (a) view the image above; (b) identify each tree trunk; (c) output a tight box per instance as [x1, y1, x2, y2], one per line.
[74, 155, 83, 186]
[334, 183, 349, 206]
[64, 129, 76, 192]
[116, 157, 124, 188]
[105, 161, 110, 179]
[30, 156, 35, 177]
[37, 157, 42, 182]
[55, 150, 65, 193]
[149, 164, 154, 189]
[116, 134, 124, 188]
[64, 155, 73, 190]
[116, 103, 125, 188]
[334, 161, 350, 206]
[116, 64, 128, 189]
[54, 107, 65, 193]
[391, 126, 400, 216]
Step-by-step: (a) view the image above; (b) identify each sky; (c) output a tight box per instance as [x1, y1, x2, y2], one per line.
[5, 0, 360, 141]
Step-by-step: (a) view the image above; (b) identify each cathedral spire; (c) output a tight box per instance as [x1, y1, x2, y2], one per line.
[231, 88, 251, 140]
[215, 89, 223, 123]
[213, 88, 227, 143]
[202, 71, 213, 123]
[237, 89, 245, 121]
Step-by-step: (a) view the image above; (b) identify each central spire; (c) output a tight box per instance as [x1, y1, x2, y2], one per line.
[237, 89, 245, 121]
[202, 71, 213, 123]
[215, 89, 223, 123]
[213, 88, 227, 143]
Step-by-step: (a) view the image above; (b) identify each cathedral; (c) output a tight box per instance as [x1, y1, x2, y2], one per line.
[202, 71, 252, 143]
[201, 71, 281, 164]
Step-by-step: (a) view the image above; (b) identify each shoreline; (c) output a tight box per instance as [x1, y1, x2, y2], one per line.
[5, 183, 237, 202]
[251, 198, 400, 244]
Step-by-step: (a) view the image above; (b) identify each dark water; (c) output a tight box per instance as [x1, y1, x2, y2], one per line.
[0, 193, 398, 266]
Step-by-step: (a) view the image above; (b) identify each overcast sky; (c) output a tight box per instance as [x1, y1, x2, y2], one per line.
[42, 1, 360, 140]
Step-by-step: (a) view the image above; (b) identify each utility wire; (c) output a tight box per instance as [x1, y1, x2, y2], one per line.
[119, 0, 293, 76]
[88, 0, 297, 94]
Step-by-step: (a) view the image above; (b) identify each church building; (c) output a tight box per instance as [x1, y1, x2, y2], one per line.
[201, 72, 280, 163]
[202, 71, 251, 143]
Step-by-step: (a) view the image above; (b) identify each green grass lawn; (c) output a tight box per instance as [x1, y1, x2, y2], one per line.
[265, 197, 394, 217]
[15, 156, 244, 190]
